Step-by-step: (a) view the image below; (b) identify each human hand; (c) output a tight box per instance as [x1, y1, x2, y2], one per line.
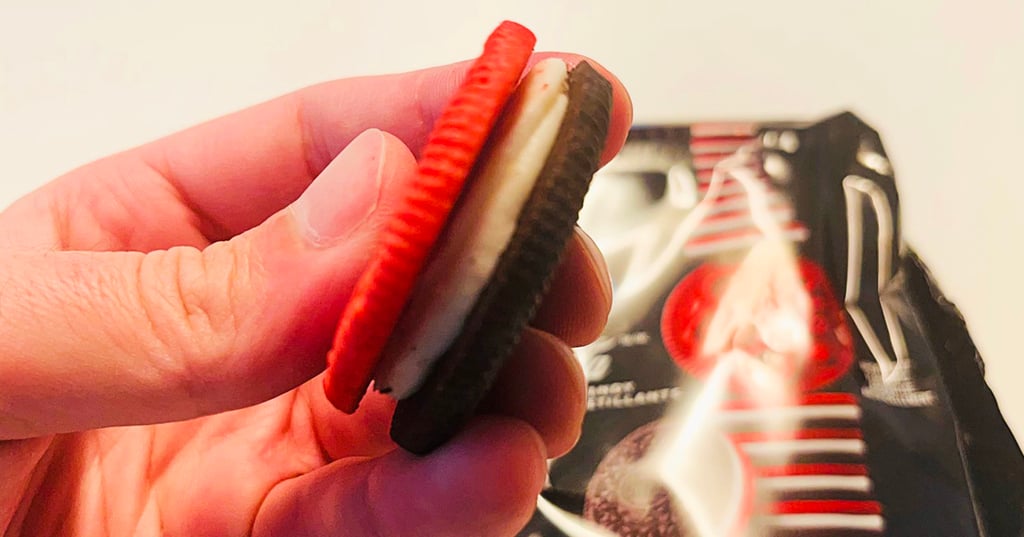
[0, 54, 631, 536]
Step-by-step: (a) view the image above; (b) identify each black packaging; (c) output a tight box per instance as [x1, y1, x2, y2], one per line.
[519, 113, 1024, 537]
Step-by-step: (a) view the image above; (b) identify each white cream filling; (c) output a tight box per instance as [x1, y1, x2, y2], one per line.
[373, 58, 570, 399]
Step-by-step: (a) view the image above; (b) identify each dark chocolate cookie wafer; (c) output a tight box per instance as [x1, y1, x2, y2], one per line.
[390, 61, 613, 455]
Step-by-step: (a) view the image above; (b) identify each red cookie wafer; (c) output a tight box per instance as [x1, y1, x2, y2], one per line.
[323, 21, 536, 413]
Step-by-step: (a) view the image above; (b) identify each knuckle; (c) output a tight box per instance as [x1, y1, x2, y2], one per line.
[134, 240, 262, 394]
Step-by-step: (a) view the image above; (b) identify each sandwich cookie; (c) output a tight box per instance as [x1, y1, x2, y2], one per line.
[324, 21, 613, 455]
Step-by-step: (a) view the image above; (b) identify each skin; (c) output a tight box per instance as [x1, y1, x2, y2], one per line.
[0, 53, 632, 537]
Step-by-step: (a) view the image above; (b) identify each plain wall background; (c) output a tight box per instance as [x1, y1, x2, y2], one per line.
[2, 1, 1021, 441]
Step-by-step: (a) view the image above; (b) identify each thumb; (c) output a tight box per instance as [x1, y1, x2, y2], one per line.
[0, 129, 418, 440]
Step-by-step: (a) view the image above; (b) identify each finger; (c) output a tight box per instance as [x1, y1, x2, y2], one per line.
[1, 53, 631, 251]
[252, 417, 546, 537]
[301, 381, 398, 461]
[532, 227, 613, 346]
[484, 327, 586, 458]
[0, 130, 418, 440]
[140, 52, 631, 240]
[303, 326, 586, 461]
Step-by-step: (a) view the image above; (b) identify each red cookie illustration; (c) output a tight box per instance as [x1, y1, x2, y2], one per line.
[661, 257, 854, 394]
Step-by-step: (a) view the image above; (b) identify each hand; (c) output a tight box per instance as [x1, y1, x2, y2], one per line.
[0, 54, 631, 536]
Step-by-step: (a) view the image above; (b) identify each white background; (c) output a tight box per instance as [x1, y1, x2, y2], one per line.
[2, 1, 1021, 441]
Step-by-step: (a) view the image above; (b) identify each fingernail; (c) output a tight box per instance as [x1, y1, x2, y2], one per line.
[576, 228, 613, 304]
[292, 129, 386, 246]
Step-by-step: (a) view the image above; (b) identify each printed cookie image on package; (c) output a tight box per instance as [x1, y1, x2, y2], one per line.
[518, 113, 1024, 537]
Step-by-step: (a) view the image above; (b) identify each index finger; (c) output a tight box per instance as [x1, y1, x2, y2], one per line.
[136, 53, 632, 241]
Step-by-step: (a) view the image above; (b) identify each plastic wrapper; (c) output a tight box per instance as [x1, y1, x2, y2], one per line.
[519, 113, 1024, 537]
